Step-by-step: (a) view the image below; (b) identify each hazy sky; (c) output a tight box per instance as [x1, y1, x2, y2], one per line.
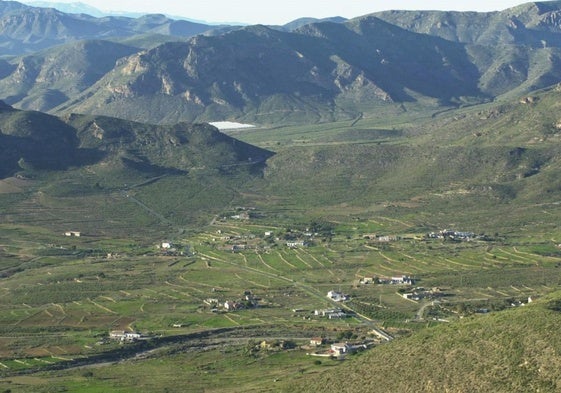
[32, 1, 533, 24]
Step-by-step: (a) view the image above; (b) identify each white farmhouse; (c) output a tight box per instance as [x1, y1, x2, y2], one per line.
[327, 290, 348, 302]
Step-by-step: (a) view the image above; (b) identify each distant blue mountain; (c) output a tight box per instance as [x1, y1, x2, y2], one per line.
[21, 1, 105, 16]
[21, 1, 214, 23]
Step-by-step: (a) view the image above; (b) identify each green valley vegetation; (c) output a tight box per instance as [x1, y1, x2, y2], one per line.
[3, 2, 561, 392]
[2, 86, 561, 391]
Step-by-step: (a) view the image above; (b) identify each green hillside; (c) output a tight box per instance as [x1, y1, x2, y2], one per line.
[286, 293, 561, 393]
[0, 103, 272, 234]
[217, 86, 560, 238]
[2, 89, 561, 392]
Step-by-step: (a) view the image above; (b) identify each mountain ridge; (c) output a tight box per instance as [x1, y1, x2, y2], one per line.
[4, 2, 561, 125]
[0, 100, 272, 179]
[51, 19, 487, 124]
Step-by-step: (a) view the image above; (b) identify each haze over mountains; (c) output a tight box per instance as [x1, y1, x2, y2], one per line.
[2, 1, 561, 124]
[21, 1, 111, 17]
[21, 1, 198, 20]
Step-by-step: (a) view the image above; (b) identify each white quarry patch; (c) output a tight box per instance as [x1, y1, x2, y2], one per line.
[209, 121, 256, 130]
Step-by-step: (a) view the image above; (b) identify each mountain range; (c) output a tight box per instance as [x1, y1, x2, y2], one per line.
[3, 2, 561, 125]
[20, 1, 209, 21]
[4, 3, 561, 391]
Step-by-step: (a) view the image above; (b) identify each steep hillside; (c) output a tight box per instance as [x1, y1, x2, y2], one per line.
[212, 85, 561, 237]
[0, 102, 273, 234]
[372, 3, 561, 97]
[57, 19, 483, 125]
[286, 293, 561, 393]
[66, 113, 271, 174]
[0, 101, 95, 177]
[0, 101, 271, 180]
[374, 2, 561, 46]
[0, 40, 140, 111]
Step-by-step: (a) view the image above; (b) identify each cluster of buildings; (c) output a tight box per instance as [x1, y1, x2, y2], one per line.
[314, 308, 349, 319]
[286, 240, 309, 248]
[156, 241, 192, 256]
[308, 337, 370, 358]
[359, 275, 415, 286]
[363, 234, 400, 242]
[203, 291, 258, 312]
[215, 232, 267, 252]
[212, 224, 322, 252]
[381, 275, 415, 285]
[108, 330, 143, 342]
[427, 229, 476, 241]
[401, 287, 444, 302]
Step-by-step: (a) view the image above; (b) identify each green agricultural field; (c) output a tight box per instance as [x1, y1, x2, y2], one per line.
[2, 202, 561, 388]
[3, 92, 561, 390]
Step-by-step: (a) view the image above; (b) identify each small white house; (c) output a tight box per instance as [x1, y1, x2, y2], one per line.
[310, 337, 325, 346]
[330, 343, 350, 356]
[327, 290, 348, 302]
[327, 311, 348, 319]
[161, 242, 172, 249]
[360, 277, 374, 284]
[224, 301, 242, 311]
[109, 330, 141, 342]
[286, 241, 307, 248]
[64, 231, 81, 237]
[391, 275, 414, 285]
[315, 308, 342, 317]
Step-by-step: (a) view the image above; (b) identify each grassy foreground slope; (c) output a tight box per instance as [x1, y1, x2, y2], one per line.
[286, 293, 561, 393]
